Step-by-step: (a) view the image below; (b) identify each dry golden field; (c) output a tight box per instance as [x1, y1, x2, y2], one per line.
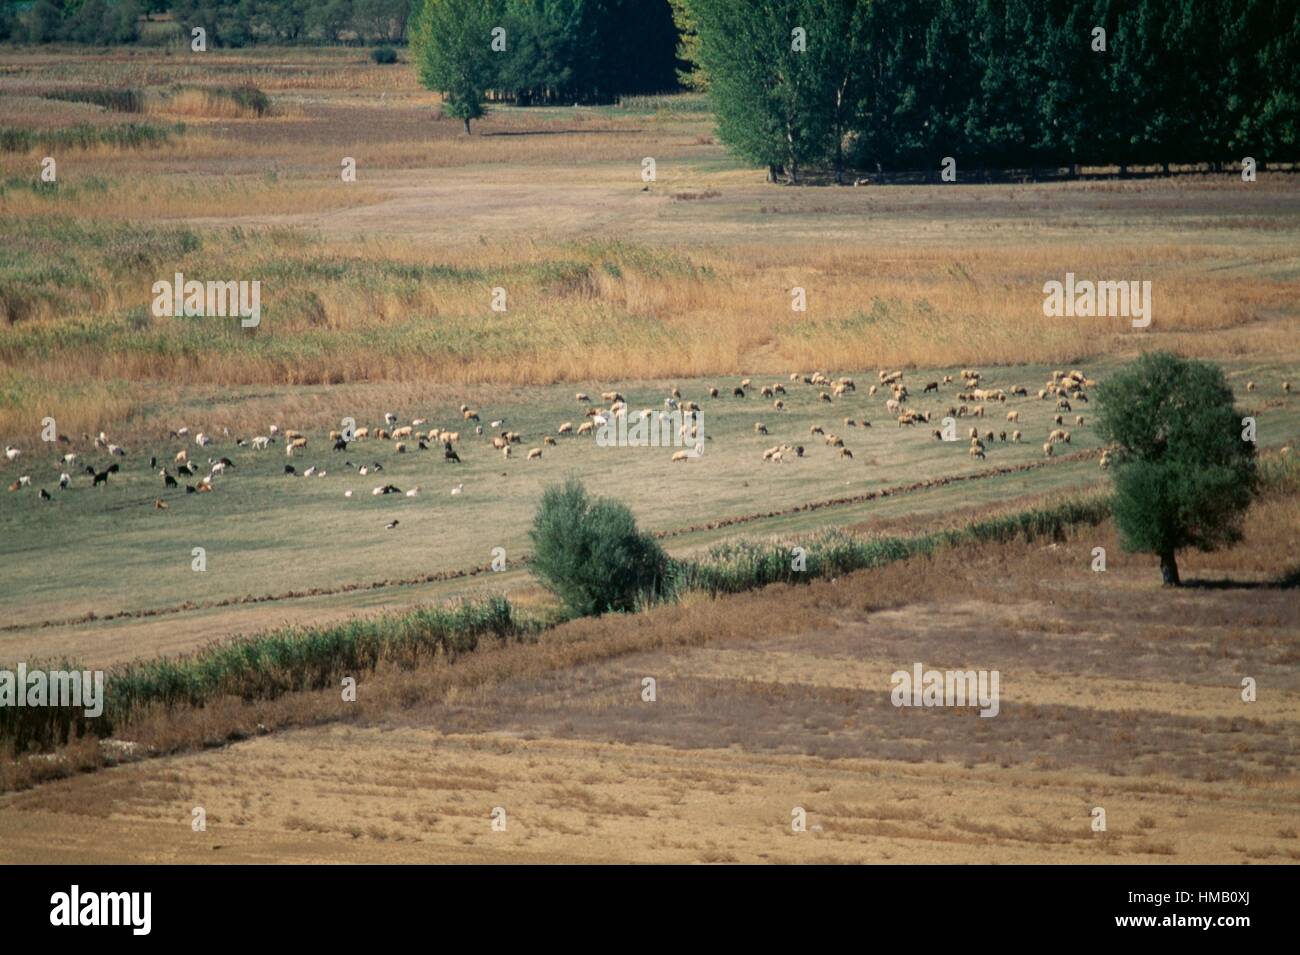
[2, 493, 1296, 863]
[2, 47, 1298, 441]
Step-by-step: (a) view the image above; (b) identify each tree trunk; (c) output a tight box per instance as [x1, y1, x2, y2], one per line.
[767, 164, 778, 183]
[463, 117, 472, 136]
[1159, 550, 1181, 587]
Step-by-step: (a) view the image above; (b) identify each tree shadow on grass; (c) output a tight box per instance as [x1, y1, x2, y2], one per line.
[1183, 565, 1300, 590]
[478, 128, 643, 137]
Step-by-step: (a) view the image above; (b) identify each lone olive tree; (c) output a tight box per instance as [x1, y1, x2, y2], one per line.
[1096, 352, 1256, 586]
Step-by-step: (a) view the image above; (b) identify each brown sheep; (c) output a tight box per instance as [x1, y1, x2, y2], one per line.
[527, 448, 543, 460]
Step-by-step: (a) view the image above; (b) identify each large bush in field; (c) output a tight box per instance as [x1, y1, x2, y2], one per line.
[529, 478, 668, 616]
[1096, 352, 1256, 586]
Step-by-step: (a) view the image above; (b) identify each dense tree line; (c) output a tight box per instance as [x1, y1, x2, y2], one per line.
[413, 0, 680, 109]
[0, 0, 411, 46]
[4, 0, 144, 43]
[691, 0, 1300, 181]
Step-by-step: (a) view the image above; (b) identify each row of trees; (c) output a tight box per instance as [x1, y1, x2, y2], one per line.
[3, 0, 144, 44]
[412, 0, 680, 115]
[691, 0, 1300, 181]
[0, 0, 411, 46]
[173, 0, 409, 45]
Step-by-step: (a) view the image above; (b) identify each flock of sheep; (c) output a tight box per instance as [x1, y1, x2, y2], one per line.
[727, 367, 1099, 467]
[4, 371, 1292, 513]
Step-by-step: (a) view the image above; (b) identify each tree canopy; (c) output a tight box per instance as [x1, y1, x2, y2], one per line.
[1096, 352, 1257, 586]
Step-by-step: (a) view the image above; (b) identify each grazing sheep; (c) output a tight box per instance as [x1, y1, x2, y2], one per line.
[252, 436, 270, 450]
[527, 448, 543, 460]
[825, 434, 844, 447]
[773, 383, 787, 395]
[4, 446, 20, 462]
[1075, 415, 1085, 426]
[558, 422, 574, 434]
[1012, 430, 1022, 442]
[839, 447, 853, 459]
[1246, 381, 1256, 392]
[886, 399, 901, 414]
[1006, 410, 1019, 423]
[733, 387, 745, 398]
[1053, 414, 1064, 426]
[392, 426, 413, 439]
[1284, 382, 1291, 394]
[868, 385, 878, 396]
[463, 409, 480, 421]
[984, 430, 994, 442]
[969, 446, 985, 460]
[972, 406, 985, 418]
[501, 446, 511, 459]
[708, 387, 719, 398]
[773, 399, 785, 411]
[175, 449, 189, 464]
[741, 378, 752, 389]
[395, 442, 407, 453]
[923, 381, 939, 393]
[999, 431, 1007, 442]
[762, 446, 781, 461]
[575, 392, 590, 403]
[671, 449, 690, 462]
[543, 435, 557, 446]
[760, 386, 774, 398]
[1043, 442, 1054, 457]
[754, 422, 768, 434]
[576, 421, 594, 435]
[1099, 450, 1112, 469]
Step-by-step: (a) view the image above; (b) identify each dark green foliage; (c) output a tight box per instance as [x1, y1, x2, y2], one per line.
[495, 0, 680, 105]
[692, 0, 1300, 176]
[1096, 352, 1257, 584]
[411, 0, 502, 132]
[371, 44, 398, 64]
[529, 478, 669, 616]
